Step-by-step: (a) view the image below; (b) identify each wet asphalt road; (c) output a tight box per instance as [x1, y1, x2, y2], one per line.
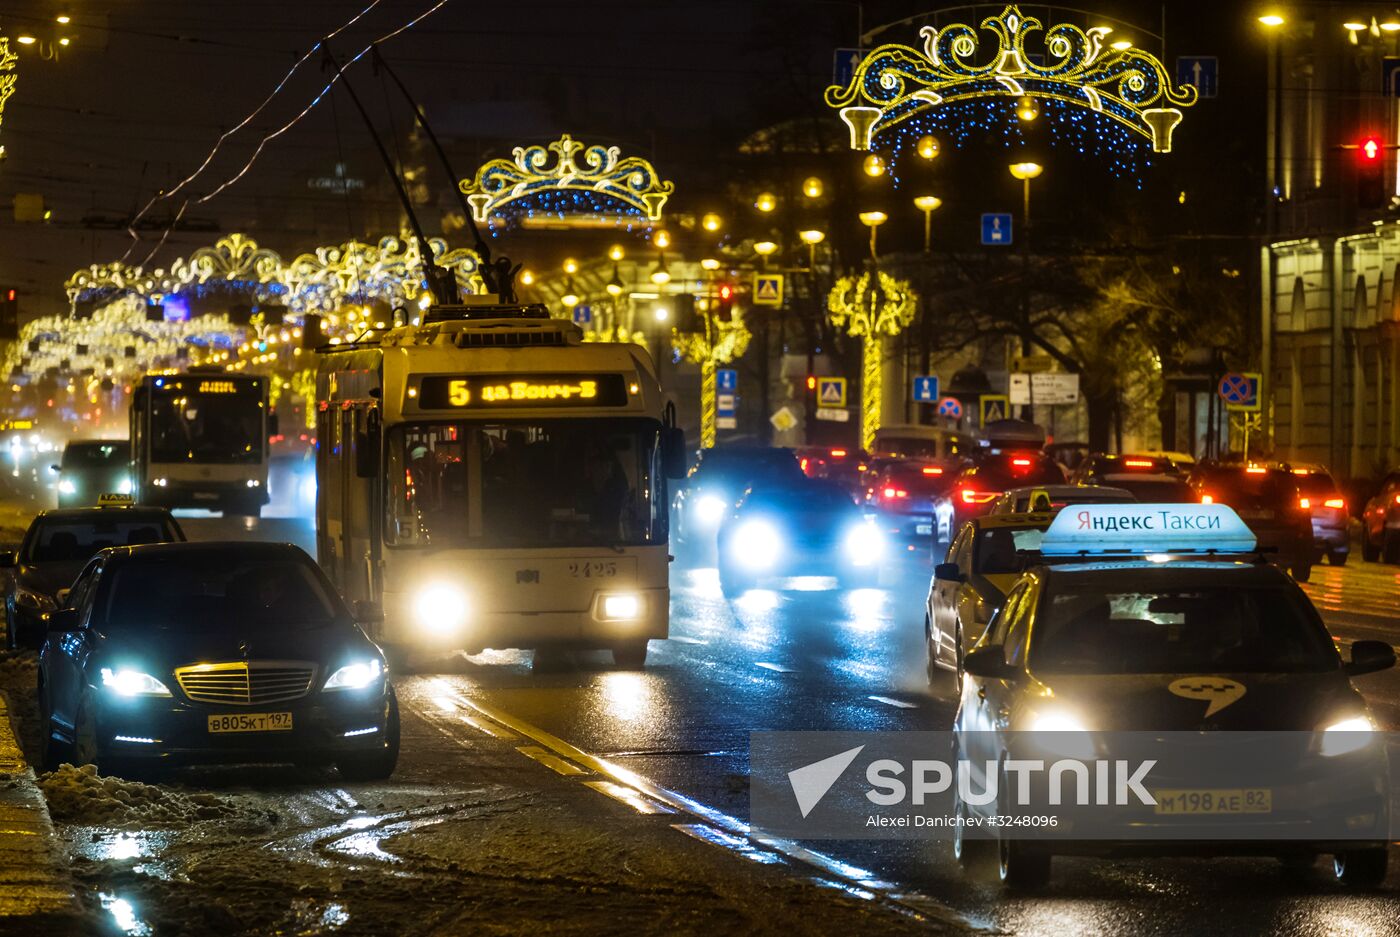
[50, 509, 1400, 934]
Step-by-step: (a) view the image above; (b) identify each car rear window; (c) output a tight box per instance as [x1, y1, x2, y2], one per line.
[1031, 586, 1337, 674]
[102, 555, 339, 630]
[885, 464, 952, 493]
[26, 517, 178, 563]
[1197, 470, 1298, 509]
[964, 460, 1064, 490]
[61, 442, 130, 468]
[1292, 472, 1339, 497]
[1104, 476, 1195, 503]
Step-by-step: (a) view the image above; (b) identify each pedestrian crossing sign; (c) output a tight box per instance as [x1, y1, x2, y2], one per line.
[817, 377, 846, 408]
[753, 273, 785, 307]
[980, 394, 1009, 425]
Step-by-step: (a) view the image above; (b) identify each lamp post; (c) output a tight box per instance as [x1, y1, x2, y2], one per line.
[799, 229, 827, 437]
[752, 240, 779, 442]
[858, 210, 887, 260]
[1008, 161, 1042, 421]
[912, 196, 942, 253]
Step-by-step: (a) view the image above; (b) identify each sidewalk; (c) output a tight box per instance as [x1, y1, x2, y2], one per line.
[0, 691, 77, 932]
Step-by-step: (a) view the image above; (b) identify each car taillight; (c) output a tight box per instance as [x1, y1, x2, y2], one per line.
[1200, 494, 1214, 504]
[882, 486, 908, 500]
[1324, 498, 1345, 509]
[830, 448, 847, 458]
[960, 488, 995, 504]
[1299, 497, 1311, 510]
[1123, 458, 1154, 468]
[1393, 494, 1400, 506]
[1011, 458, 1032, 467]
[921, 466, 943, 476]
[800, 458, 809, 472]
[1245, 466, 1267, 474]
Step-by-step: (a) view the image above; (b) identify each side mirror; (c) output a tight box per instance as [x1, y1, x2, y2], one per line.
[55, 588, 71, 607]
[662, 427, 687, 479]
[933, 562, 963, 583]
[963, 645, 1016, 680]
[353, 599, 384, 624]
[1345, 639, 1396, 676]
[0, 552, 15, 569]
[44, 608, 79, 632]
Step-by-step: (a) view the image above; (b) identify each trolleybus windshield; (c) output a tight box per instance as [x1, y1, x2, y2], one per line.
[149, 382, 263, 464]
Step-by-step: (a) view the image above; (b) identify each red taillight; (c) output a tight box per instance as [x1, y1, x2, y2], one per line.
[830, 448, 847, 458]
[1291, 468, 1310, 475]
[1201, 494, 1214, 504]
[960, 488, 996, 504]
[882, 486, 908, 500]
[1299, 497, 1311, 510]
[1245, 466, 1267, 474]
[1123, 458, 1154, 468]
[800, 458, 809, 472]
[1324, 498, 1345, 509]
[921, 466, 943, 476]
[1011, 457, 1032, 467]
[1393, 494, 1400, 506]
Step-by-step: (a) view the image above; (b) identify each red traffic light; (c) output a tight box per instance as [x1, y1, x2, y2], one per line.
[718, 284, 733, 301]
[1362, 137, 1382, 160]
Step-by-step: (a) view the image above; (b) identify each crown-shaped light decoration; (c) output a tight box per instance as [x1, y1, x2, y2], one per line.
[826, 5, 1197, 166]
[459, 133, 674, 224]
[0, 38, 16, 158]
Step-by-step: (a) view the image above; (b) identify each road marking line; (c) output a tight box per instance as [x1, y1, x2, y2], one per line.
[754, 662, 796, 673]
[583, 780, 675, 814]
[867, 695, 917, 709]
[517, 745, 589, 777]
[671, 823, 782, 864]
[667, 635, 708, 645]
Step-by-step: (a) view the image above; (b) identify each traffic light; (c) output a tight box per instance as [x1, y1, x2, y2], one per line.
[0, 288, 17, 339]
[674, 294, 700, 332]
[1358, 135, 1387, 209]
[714, 283, 734, 322]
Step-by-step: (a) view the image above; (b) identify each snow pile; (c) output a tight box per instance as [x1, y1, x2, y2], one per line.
[0, 652, 37, 690]
[39, 764, 235, 824]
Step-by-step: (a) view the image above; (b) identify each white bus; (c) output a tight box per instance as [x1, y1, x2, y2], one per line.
[315, 303, 684, 668]
[130, 371, 272, 517]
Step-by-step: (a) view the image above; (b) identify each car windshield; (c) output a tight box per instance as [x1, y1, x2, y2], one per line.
[149, 384, 263, 464]
[102, 555, 339, 630]
[386, 419, 666, 548]
[62, 442, 129, 467]
[745, 482, 855, 514]
[25, 517, 177, 563]
[1031, 585, 1338, 674]
[974, 527, 1045, 574]
[696, 449, 801, 487]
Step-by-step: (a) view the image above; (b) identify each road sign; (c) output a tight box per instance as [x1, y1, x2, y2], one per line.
[572, 304, 592, 326]
[1217, 371, 1260, 411]
[817, 377, 847, 408]
[833, 48, 864, 87]
[937, 397, 963, 420]
[716, 368, 738, 393]
[770, 406, 798, 433]
[717, 394, 736, 411]
[981, 213, 1013, 246]
[980, 395, 1009, 424]
[1011, 353, 1053, 373]
[1176, 56, 1218, 98]
[753, 273, 785, 307]
[912, 375, 939, 402]
[816, 407, 850, 422]
[1010, 373, 1080, 405]
[717, 417, 738, 430]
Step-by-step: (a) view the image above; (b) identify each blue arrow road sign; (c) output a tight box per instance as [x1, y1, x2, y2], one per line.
[716, 369, 738, 394]
[981, 213, 1013, 246]
[572, 304, 592, 326]
[1176, 56, 1218, 99]
[833, 48, 863, 87]
[912, 375, 939, 402]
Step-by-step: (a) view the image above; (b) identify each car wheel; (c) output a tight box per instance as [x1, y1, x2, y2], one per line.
[71, 694, 105, 773]
[952, 758, 994, 876]
[611, 641, 648, 669]
[953, 625, 965, 693]
[38, 682, 71, 772]
[1326, 550, 1348, 566]
[1362, 535, 1381, 563]
[998, 836, 1052, 890]
[923, 616, 938, 687]
[1290, 563, 1312, 584]
[337, 689, 400, 782]
[1333, 848, 1388, 888]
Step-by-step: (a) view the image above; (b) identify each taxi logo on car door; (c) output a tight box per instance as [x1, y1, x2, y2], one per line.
[1167, 677, 1246, 717]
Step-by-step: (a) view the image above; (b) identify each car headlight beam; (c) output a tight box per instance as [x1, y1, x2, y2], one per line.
[100, 667, 172, 698]
[57, 479, 76, 495]
[730, 519, 782, 570]
[1319, 715, 1375, 757]
[843, 521, 885, 567]
[1025, 709, 1096, 758]
[695, 493, 728, 525]
[324, 659, 384, 691]
[117, 477, 133, 495]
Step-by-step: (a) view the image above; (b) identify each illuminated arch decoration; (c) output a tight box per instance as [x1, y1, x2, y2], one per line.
[282, 235, 482, 313]
[674, 314, 752, 449]
[825, 5, 1197, 176]
[459, 133, 674, 225]
[828, 270, 917, 451]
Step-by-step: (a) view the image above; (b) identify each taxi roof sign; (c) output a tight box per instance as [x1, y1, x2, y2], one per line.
[1039, 503, 1257, 556]
[97, 493, 135, 507]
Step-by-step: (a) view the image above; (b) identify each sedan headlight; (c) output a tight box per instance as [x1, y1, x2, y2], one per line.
[57, 479, 76, 495]
[414, 583, 469, 634]
[730, 519, 782, 570]
[1025, 709, 1095, 758]
[100, 667, 172, 698]
[1319, 715, 1375, 757]
[600, 593, 642, 621]
[843, 521, 885, 567]
[14, 586, 56, 612]
[324, 659, 383, 691]
[695, 493, 728, 525]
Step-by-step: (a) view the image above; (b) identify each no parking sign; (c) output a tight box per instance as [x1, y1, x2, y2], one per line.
[937, 397, 963, 419]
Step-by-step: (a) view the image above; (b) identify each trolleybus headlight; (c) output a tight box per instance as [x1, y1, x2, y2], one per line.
[324, 659, 383, 691]
[100, 667, 172, 698]
[117, 477, 133, 495]
[601, 593, 642, 621]
[731, 519, 781, 570]
[414, 583, 469, 633]
[843, 521, 884, 566]
[57, 479, 76, 495]
[695, 493, 728, 525]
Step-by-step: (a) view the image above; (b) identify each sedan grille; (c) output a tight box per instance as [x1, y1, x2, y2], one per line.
[174, 662, 316, 706]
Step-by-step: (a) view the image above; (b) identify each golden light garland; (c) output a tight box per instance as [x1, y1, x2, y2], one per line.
[828, 270, 917, 451]
[0, 38, 16, 158]
[673, 315, 751, 449]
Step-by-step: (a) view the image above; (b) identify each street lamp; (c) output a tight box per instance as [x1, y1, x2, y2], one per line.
[912, 196, 942, 253]
[1008, 161, 1043, 419]
[701, 212, 723, 232]
[803, 176, 825, 199]
[1257, 13, 1285, 27]
[701, 257, 721, 271]
[863, 154, 886, 177]
[563, 257, 580, 275]
[799, 229, 825, 267]
[858, 210, 887, 259]
[755, 192, 777, 213]
[561, 279, 580, 308]
[1015, 96, 1039, 122]
[606, 265, 625, 297]
[753, 240, 778, 267]
[916, 134, 940, 160]
[608, 244, 625, 262]
[650, 257, 671, 285]
[653, 229, 671, 250]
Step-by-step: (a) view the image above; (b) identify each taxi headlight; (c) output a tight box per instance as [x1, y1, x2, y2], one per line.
[1319, 715, 1375, 757]
[731, 519, 781, 570]
[1025, 709, 1095, 758]
[117, 477, 133, 495]
[414, 583, 469, 633]
[324, 659, 383, 691]
[100, 667, 172, 698]
[57, 479, 76, 495]
[695, 493, 728, 525]
[15, 586, 56, 612]
[601, 593, 642, 621]
[843, 521, 884, 566]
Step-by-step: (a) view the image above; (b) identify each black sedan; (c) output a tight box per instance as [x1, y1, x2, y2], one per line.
[38, 541, 398, 780]
[716, 479, 884, 594]
[3, 505, 183, 650]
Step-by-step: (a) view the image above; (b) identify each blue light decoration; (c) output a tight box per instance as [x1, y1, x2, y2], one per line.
[161, 294, 191, 323]
[826, 4, 1196, 178]
[460, 133, 675, 229]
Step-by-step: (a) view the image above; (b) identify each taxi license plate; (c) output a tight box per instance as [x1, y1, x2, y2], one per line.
[208, 712, 293, 734]
[1153, 788, 1271, 815]
[916, 524, 933, 536]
